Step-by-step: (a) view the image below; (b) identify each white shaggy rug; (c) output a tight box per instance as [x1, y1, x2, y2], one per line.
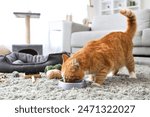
[0, 64, 150, 100]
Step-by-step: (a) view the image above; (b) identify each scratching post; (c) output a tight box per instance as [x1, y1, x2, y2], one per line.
[13, 12, 40, 44]
[25, 16, 30, 44]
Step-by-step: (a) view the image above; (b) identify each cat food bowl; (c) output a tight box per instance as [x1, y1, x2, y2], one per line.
[58, 79, 86, 90]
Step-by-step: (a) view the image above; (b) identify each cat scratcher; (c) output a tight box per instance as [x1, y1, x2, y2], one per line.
[13, 12, 40, 44]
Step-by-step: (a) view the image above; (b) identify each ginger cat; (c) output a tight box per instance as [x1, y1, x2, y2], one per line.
[61, 9, 137, 84]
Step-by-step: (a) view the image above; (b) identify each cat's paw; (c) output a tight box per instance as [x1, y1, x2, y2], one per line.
[84, 74, 96, 82]
[91, 82, 101, 87]
[129, 72, 137, 79]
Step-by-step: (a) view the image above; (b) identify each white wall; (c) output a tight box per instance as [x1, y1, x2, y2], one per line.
[0, 0, 88, 55]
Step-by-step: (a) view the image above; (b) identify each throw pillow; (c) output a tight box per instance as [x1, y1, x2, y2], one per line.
[0, 45, 11, 55]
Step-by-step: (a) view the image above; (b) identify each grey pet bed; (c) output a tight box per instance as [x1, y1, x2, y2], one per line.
[0, 52, 69, 74]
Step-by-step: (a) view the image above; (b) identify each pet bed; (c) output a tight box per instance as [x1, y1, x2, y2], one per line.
[0, 52, 69, 74]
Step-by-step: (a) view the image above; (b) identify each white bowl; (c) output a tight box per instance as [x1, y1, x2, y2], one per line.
[58, 79, 86, 90]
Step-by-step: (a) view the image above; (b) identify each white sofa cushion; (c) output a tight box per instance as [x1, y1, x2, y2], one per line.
[71, 30, 112, 47]
[133, 31, 142, 46]
[136, 9, 150, 31]
[142, 28, 150, 46]
[91, 14, 126, 31]
[133, 47, 150, 56]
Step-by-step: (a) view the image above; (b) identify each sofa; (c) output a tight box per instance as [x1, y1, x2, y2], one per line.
[0, 52, 69, 74]
[62, 9, 150, 59]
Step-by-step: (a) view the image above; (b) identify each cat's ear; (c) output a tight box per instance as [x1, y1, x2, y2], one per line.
[72, 59, 79, 70]
[62, 54, 69, 63]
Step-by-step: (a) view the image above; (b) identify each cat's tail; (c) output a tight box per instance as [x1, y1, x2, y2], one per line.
[120, 9, 137, 39]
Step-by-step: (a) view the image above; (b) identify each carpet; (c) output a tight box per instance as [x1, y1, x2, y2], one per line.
[0, 64, 150, 100]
